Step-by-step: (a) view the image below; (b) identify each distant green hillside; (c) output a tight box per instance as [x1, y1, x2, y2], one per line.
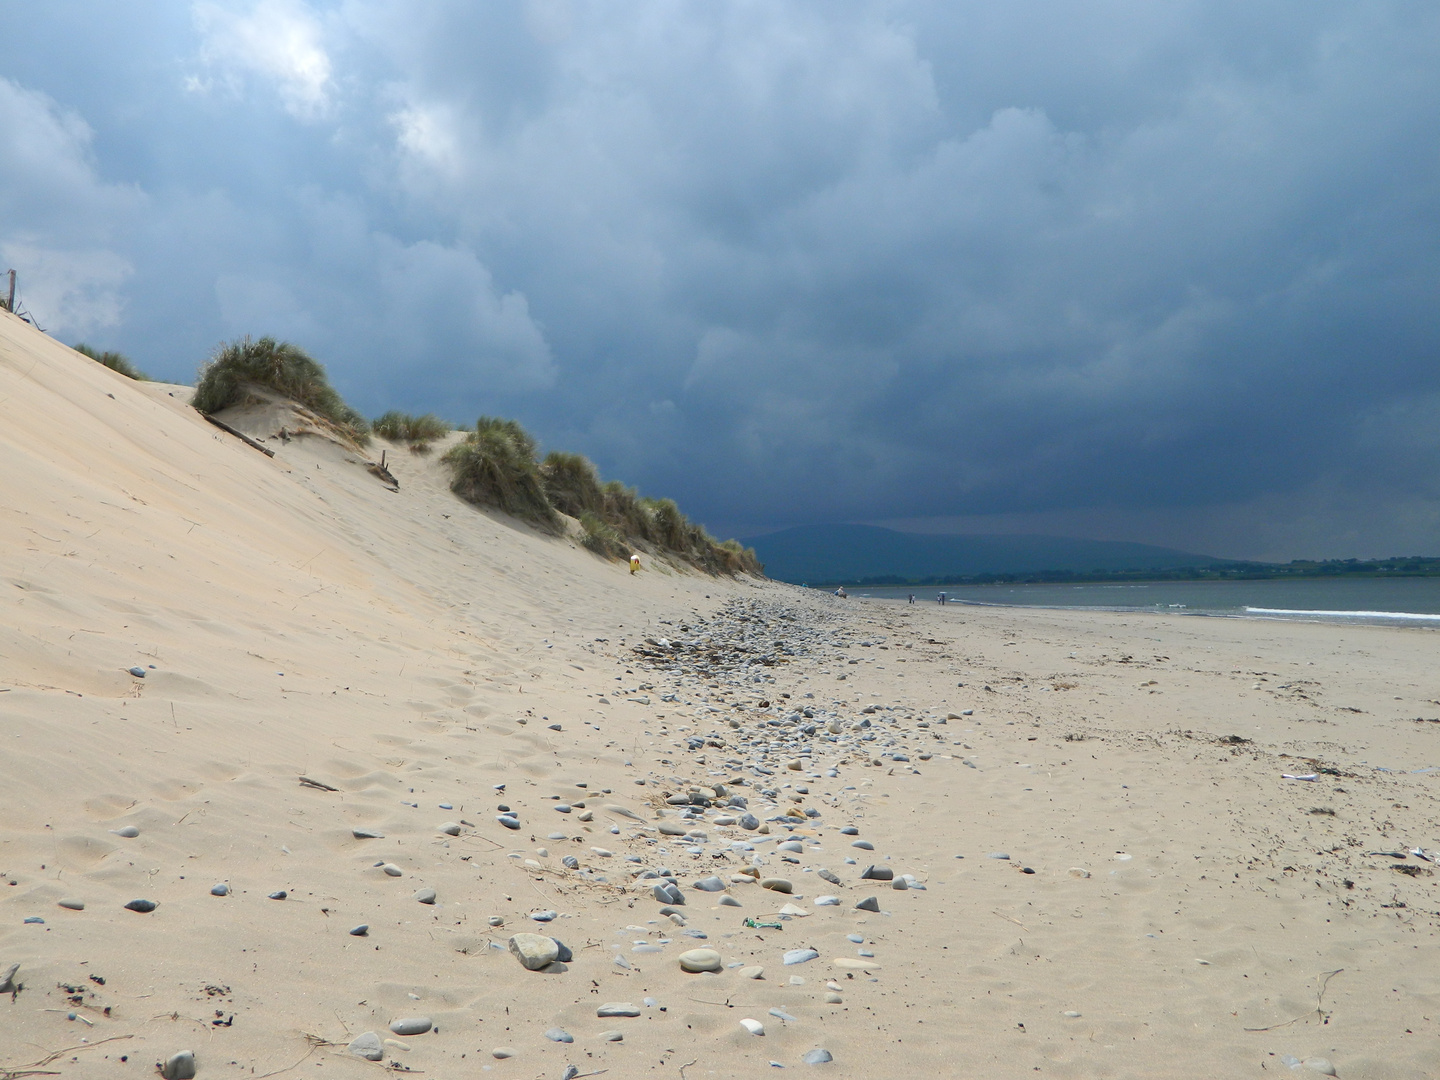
[745, 524, 1223, 584]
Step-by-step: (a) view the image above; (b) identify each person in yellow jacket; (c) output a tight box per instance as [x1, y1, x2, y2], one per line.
[630, 553, 641, 574]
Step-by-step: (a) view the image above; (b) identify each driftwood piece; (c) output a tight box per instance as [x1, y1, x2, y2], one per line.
[203, 414, 276, 457]
[367, 449, 398, 489]
[298, 776, 340, 792]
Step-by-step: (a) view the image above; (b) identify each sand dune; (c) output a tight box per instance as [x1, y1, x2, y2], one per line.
[3, 308, 1439, 1078]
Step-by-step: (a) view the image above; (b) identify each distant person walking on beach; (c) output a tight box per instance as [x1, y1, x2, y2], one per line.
[937, 592, 946, 605]
[630, 553, 641, 574]
[908, 593, 915, 604]
[834, 586, 848, 598]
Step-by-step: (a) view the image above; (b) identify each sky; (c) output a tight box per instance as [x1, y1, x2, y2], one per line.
[3, 1, 1439, 562]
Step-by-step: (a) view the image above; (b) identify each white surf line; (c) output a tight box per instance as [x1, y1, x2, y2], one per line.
[1245, 607, 1440, 621]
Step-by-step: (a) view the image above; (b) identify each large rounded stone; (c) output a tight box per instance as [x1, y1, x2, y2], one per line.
[347, 1032, 384, 1060]
[508, 933, 561, 970]
[678, 948, 723, 973]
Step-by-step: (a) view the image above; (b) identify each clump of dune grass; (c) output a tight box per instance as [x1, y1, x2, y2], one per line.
[443, 416, 559, 531]
[192, 336, 370, 445]
[74, 342, 147, 381]
[372, 411, 450, 453]
[578, 510, 628, 558]
[540, 451, 605, 518]
[441, 411, 761, 574]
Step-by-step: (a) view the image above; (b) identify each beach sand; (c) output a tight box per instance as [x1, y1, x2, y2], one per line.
[3, 307, 1439, 1078]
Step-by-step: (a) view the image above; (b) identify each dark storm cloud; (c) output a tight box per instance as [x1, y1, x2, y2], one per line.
[2, 1, 1438, 557]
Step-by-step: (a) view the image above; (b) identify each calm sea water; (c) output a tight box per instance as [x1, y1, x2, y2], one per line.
[833, 578, 1440, 626]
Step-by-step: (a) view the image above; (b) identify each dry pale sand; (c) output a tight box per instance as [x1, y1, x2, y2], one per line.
[3, 307, 1440, 1080]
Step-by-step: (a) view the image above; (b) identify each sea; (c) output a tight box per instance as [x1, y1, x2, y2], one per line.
[831, 577, 1440, 627]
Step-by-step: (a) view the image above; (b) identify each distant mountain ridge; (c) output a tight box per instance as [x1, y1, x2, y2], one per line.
[745, 523, 1223, 584]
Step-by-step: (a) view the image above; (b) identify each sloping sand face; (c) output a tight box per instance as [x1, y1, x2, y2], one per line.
[3, 308, 1439, 1079]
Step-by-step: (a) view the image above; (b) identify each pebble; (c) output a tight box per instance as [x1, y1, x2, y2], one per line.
[268, 890, 287, 900]
[352, 829, 384, 839]
[347, 1032, 384, 1060]
[891, 878, 908, 890]
[508, 933, 561, 970]
[824, 993, 843, 1003]
[498, 815, 520, 830]
[783, 949, 819, 965]
[1062, 1011, 1081, 1018]
[210, 884, 229, 896]
[760, 877, 793, 893]
[693, 875, 726, 892]
[438, 822, 461, 835]
[678, 948, 723, 973]
[817, 869, 841, 885]
[544, 1027, 573, 1043]
[815, 895, 839, 906]
[381, 863, 403, 877]
[778, 840, 804, 853]
[350, 925, 369, 936]
[530, 909, 558, 922]
[124, 898, 157, 913]
[57, 898, 84, 910]
[562, 855, 580, 869]
[0, 964, 17, 993]
[803, 1048, 834, 1065]
[160, 1051, 196, 1080]
[855, 897, 880, 912]
[739, 813, 760, 830]
[599, 1030, 624, 1042]
[740, 1018, 765, 1036]
[739, 965, 765, 979]
[414, 888, 437, 904]
[389, 1017, 431, 1036]
[1069, 867, 1091, 878]
[859, 865, 893, 881]
[596, 1002, 641, 1017]
[846, 934, 864, 944]
[718, 894, 742, 907]
[833, 957, 881, 971]
[769, 1007, 797, 1022]
[988, 852, 1011, 860]
[492, 1047, 516, 1058]
[839, 826, 859, 835]
[23, 917, 44, 924]
[112, 826, 140, 838]
[850, 839, 874, 850]
[1304, 1059, 1337, 1076]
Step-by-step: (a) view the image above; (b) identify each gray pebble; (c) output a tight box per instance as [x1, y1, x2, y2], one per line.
[128, 667, 147, 678]
[352, 829, 385, 839]
[112, 826, 140, 838]
[382, 864, 403, 877]
[859, 865, 893, 881]
[268, 890, 287, 900]
[769, 1007, 797, 1022]
[803, 1048, 834, 1065]
[855, 896, 880, 913]
[839, 827, 859, 835]
[210, 884, 229, 896]
[692, 875, 726, 892]
[562, 855, 579, 869]
[349, 925, 369, 936]
[389, 1017, 432, 1036]
[850, 839, 873, 850]
[892, 878, 909, 890]
[817, 869, 841, 885]
[160, 1051, 196, 1080]
[596, 1002, 641, 1017]
[438, 822, 461, 836]
[530, 909, 558, 922]
[544, 1027, 573, 1043]
[57, 898, 85, 910]
[599, 1030, 624, 1042]
[347, 1032, 384, 1060]
[124, 898, 157, 913]
[739, 813, 760, 830]
[783, 949, 819, 966]
[414, 888, 437, 904]
[988, 852, 1011, 860]
[498, 815, 520, 830]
